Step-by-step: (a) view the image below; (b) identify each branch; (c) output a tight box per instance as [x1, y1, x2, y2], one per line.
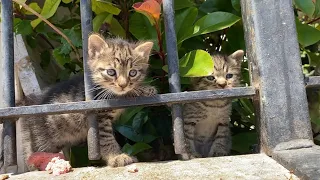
[307, 17, 320, 24]
[13, 0, 81, 63]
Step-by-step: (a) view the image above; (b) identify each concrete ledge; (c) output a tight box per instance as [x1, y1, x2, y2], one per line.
[8, 154, 298, 180]
[273, 146, 320, 180]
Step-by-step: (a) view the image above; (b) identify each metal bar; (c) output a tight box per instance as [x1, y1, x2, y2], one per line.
[305, 76, 320, 88]
[0, 0, 17, 169]
[241, 0, 313, 155]
[163, 0, 186, 155]
[80, 0, 101, 160]
[0, 87, 255, 118]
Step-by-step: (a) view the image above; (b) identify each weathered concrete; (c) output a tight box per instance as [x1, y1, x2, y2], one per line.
[273, 146, 320, 180]
[7, 154, 298, 180]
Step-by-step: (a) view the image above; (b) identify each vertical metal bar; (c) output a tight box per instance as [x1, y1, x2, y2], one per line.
[163, 0, 186, 156]
[1, 0, 17, 169]
[240, 0, 313, 155]
[80, 0, 101, 160]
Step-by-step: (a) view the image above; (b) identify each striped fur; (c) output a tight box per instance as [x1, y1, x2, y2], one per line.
[21, 34, 156, 170]
[183, 50, 244, 158]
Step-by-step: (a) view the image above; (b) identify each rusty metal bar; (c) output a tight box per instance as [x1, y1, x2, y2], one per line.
[0, 0, 17, 170]
[0, 87, 255, 118]
[241, 0, 313, 154]
[162, 0, 186, 156]
[80, 0, 101, 160]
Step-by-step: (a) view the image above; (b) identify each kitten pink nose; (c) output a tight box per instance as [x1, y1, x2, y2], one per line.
[117, 77, 128, 89]
[218, 83, 227, 88]
[118, 82, 128, 89]
[216, 78, 227, 88]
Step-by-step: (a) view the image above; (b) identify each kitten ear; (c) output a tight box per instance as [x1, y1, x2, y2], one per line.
[88, 34, 108, 59]
[228, 50, 244, 62]
[134, 42, 154, 57]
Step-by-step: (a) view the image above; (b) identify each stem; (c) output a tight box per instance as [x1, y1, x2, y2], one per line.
[13, 0, 81, 63]
[307, 17, 320, 24]
[154, 20, 166, 93]
[155, 21, 165, 65]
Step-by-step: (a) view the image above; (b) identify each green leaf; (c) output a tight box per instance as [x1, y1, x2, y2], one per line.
[180, 12, 241, 43]
[53, 48, 71, 66]
[174, 0, 195, 10]
[93, 12, 113, 32]
[296, 19, 320, 47]
[132, 112, 148, 132]
[114, 125, 157, 143]
[31, 0, 62, 28]
[59, 27, 82, 54]
[117, 107, 144, 125]
[24, 2, 41, 15]
[122, 142, 152, 156]
[314, 0, 320, 18]
[129, 12, 157, 40]
[163, 50, 214, 77]
[109, 17, 126, 38]
[62, 0, 73, 3]
[231, 0, 241, 11]
[91, 0, 121, 15]
[306, 51, 320, 67]
[294, 0, 315, 17]
[192, 12, 240, 36]
[14, 19, 33, 35]
[175, 7, 198, 44]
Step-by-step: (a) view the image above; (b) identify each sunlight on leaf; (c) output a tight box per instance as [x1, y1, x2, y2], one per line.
[163, 50, 213, 77]
[31, 0, 61, 28]
[132, 0, 162, 25]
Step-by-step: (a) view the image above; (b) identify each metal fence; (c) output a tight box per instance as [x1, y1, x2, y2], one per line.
[1, 0, 320, 178]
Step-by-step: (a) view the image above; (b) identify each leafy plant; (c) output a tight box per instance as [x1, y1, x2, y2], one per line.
[10, 0, 320, 166]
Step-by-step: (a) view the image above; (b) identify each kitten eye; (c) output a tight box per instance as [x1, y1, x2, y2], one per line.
[206, 76, 215, 81]
[226, 74, 233, 79]
[107, 69, 116, 76]
[129, 70, 137, 77]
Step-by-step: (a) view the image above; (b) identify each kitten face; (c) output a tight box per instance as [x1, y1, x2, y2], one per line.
[88, 34, 153, 95]
[193, 50, 244, 90]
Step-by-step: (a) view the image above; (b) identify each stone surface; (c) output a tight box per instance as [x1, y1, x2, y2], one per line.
[273, 146, 320, 180]
[7, 154, 298, 180]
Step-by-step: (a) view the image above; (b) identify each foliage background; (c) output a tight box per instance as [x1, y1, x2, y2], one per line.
[7, 0, 320, 166]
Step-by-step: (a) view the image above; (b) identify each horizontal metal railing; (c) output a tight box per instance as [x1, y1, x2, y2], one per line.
[305, 76, 320, 88]
[0, 87, 255, 119]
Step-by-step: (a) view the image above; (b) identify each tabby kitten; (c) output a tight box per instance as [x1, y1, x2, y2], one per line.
[183, 50, 244, 159]
[21, 34, 157, 170]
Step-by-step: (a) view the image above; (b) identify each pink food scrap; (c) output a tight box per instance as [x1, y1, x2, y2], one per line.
[27, 152, 72, 175]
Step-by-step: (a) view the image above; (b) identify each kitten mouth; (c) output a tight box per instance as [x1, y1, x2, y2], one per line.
[113, 87, 132, 96]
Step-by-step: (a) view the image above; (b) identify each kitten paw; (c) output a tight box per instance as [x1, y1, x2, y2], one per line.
[180, 152, 201, 160]
[143, 86, 157, 96]
[212, 152, 229, 157]
[107, 153, 138, 167]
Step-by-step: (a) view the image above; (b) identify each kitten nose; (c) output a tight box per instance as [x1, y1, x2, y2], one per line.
[218, 83, 227, 88]
[118, 77, 128, 89]
[216, 78, 227, 88]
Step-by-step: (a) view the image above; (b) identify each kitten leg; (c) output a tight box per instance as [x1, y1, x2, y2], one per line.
[183, 103, 204, 159]
[208, 122, 231, 157]
[98, 116, 137, 167]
